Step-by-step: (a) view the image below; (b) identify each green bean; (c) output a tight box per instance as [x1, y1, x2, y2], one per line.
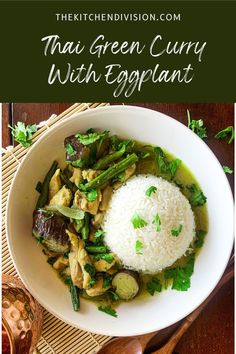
[61, 172, 77, 193]
[84, 153, 138, 190]
[81, 212, 90, 240]
[36, 161, 58, 209]
[85, 245, 107, 254]
[93, 145, 126, 170]
[70, 281, 80, 311]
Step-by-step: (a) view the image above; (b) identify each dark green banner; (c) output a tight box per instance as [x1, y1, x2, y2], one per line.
[0, 1, 235, 102]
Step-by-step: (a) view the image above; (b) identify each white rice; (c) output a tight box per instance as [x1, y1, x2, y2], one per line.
[103, 175, 195, 274]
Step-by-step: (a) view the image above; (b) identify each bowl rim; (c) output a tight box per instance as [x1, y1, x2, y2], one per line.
[5, 104, 234, 336]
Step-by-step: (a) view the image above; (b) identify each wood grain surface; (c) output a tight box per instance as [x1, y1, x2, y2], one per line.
[1, 103, 234, 354]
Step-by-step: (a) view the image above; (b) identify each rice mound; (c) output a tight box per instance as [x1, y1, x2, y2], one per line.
[103, 175, 195, 274]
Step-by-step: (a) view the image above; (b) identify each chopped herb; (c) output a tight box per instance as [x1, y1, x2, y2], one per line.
[108, 291, 120, 301]
[194, 230, 207, 248]
[174, 180, 184, 189]
[65, 143, 76, 156]
[187, 184, 207, 207]
[135, 240, 143, 254]
[89, 278, 96, 287]
[36, 236, 44, 244]
[146, 277, 162, 296]
[76, 130, 109, 145]
[94, 253, 114, 263]
[71, 159, 83, 168]
[63, 252, 69, 259]
[168, 159, 181, 178]
[145, 186, 157, 197]
[9, 122, 38, 148]
[187, 110, 207, 139]
[95, 229, 105, 239]
[223, 165, 233, 174]
[153, 213, 161, 232]
[131, 213, 147, 229]
[171, 224, 183, 237]
[215, 126, 234, 144]
[35, 181, 42, 193]
[47, 256, 57, 265]
[98, 305, 117, 318]
[102, 274, 113, 288]
[154, 147, 169, 173]
[84, 263, 96, 278]
[86, 189, 98, 202]
[164, 253, 195, 291]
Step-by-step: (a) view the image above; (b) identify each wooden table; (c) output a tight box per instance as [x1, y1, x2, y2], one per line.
[2, 103, 234, 354]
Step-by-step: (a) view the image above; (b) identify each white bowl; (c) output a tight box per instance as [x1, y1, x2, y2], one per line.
[6, 105, 234, 336]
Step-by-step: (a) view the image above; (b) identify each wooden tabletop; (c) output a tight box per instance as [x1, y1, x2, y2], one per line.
[2, 103, 234, 354]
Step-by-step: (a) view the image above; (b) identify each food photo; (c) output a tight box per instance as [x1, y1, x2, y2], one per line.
[2, 103, 234, 353]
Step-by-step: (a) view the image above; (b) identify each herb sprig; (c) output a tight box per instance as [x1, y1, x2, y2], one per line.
[131, 213, 148, 229]
[215, 126, 234, 144]
[9, 122, 38, 148]
[187, 110, 207, 139]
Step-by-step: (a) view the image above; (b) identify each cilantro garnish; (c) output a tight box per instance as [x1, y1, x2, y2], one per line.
[153, 213, 161, 232]
[145, 186, 157, 197]
[146, 277, 162, 295]
[65, 143, 76, 156]
[98, 305, 117, 318]
[194, 230, 207, 248]
[215, 126, 234, 144]
[154, 147, 181, 178]
[84, 264, 96, 277]
[9, 122, 38, 148]
[102, 274, 113, 288]
[131, 213, 148, 229]
[223, 165, 233, 174]
[135, 240, 143, 254]
[171, 224, 183, 237]
[108, 291, 120, 301]
[187, 184, 207, 207]
[168, 159, 182, 178]
[76, 130, 109, 145]
[94, 253, 114, 264]
[164, 253, 195, 291]
[86, 189, 98, 202]
[187, 110, 207, 139]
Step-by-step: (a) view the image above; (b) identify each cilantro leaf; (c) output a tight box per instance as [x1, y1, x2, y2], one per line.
[171, 224, 183, 237]
[164, 253, 195, 291]
[102, 274, 113, 288]
[84, 263, 96, 277]
[76, 130, 109, 145]
[131, 213, 148, 229]
[223, 165, 233, 174]
[9, 122, 38, 147]
[135, 240, 143, 254]
[187, 110, 207, 139]
[154, 147, 169, 173]
[145, 186, 157, 197]
[98, 305, 117, 318]
[146, 277, 162, 295]
[94, 253, 114, 263]
[215, 126, 234, 144]
[153, 213, 161, 232]
[168, 159, 182, 178]
[108, 291, 120, 301]
[187, 184, 207, 207]
[194, 230, 207, 248]
[65, 143, 76, 156]
[86, 189, 98, 202]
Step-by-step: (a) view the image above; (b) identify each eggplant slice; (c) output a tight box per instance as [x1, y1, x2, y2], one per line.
[64, 135, 91, 163]
[33, 210, 70, 253]
[112, 270, 140, 300]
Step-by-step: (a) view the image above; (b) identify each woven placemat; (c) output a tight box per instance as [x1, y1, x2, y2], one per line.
[2, 102, 112, 354]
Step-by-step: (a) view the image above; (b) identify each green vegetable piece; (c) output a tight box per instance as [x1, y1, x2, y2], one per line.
[73, 219, 84, 233]
[86, 245, 107, 254]
[223, 165, 233, 174]
[36, 161, 58, 209]
[84, 263, 96, 277]
[76, 130, 109, 146]
[71, 159, 83, 168]
[95, 229, 105, 239]
[108, 291, 120, 301]
[81, 213, 90, 240]
[102, 274, 113, 288]
[145, 186, 157, 197]
[164, 253, 195, 291]
[86, 189, 98, 202]
[168, 159, 181, 178]
[60, 172, 77, 193]
[93, 145, 126, 170]
[82, 153, 139, 190]
[94, 253, 114, 263]
[135, 240, 143, 254]
[65, 143, 76, 156]
[187, 184, 207, 207]
[98, 305, 117, 318]
[187, 110, 207, 139]
[9, 122, 38, 148]
[70, 281, 80, 311]
[47, 256, 57, 265]
[131, 213, 147, 229]
[215, 126, 234, 144]
[153, 213, 161, 232]
[146, 277, 162, 295]
[35, 181, 42, 193]
[171, 224, 183, 237]
[154, 147, 169, 173]
[194, 230, 207, 248]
